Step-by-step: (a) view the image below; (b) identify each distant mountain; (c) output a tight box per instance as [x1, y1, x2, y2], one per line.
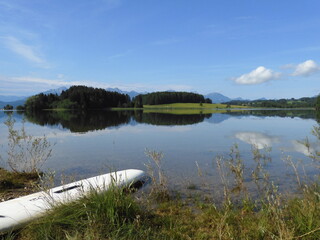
[41, 86, 68, 95]
[0, 99, 26, 108]
[205, 92, 231, 103]
[205, 92, 266, 103]
[204, 113, 232, 124]
[0, 95, 27, 102]
[255, 97, 267, 101]
[106, 88, 145, 99]
[0, 87, 68, 108]
[233, 97, 250, 101]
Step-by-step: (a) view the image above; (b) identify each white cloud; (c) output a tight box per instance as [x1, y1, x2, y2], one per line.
[0, 76, 82, 95]
[233, 66, 281, 85]
[2, 36, 46, 65]
[235, 131, 280, 149]
[0, 75, 194, 96]
[292, 60, 320, 76]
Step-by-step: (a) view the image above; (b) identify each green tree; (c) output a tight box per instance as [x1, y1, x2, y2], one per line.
[4, 104, 13, 110]
[205, 98, 212, 104]
[134, 95, 143, 108]
[138, 91, 206, 105]
[16, 105, 25, 111]
[25, 86, 130, 110]
[316, 95, 320, 111]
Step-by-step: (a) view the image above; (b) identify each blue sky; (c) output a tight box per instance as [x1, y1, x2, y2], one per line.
[0, 0, 319, 99]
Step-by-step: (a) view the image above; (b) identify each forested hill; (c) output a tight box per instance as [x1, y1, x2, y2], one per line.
[133, 91, 211, 107]
[224, 97, 317, 108]
[25, 86, 131, 110]
[24, 87, 212, 110]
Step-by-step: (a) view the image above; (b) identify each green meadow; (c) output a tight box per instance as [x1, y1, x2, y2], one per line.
[143, 103, 247, 114]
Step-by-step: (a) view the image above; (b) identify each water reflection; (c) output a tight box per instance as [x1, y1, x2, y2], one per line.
[1, 109, 318, 196]
[22, 109, 316, 133]
[133, 112, 212, 126]
[234, 130, 320, 157]
[234, 132, 280, 149]
[291, 140, 320, 156]
[225, 109, 316, 120]
[24, 110, 132, 132]
[24, 110, 212, 132]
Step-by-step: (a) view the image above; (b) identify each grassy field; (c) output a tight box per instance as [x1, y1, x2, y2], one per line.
[143, 103, 246, 109]
[142, 103, 247, 114]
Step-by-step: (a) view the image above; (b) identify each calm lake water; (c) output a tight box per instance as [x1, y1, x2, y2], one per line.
[0, 109, 319, 196]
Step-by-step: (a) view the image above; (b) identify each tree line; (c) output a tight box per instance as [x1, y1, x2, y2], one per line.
[133, 91, 212, 107]
[226, 97, 317, 109]
[6, 85, 320, 111]
[25, 86, 131, 111]
[317, 95, 320, 111]
[24, 86, 211, 110]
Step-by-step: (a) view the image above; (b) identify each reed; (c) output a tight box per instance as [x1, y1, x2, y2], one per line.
[1, 115, 52, 174]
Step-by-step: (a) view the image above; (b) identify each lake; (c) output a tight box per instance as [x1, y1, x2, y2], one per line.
[0, 109, 319, 197]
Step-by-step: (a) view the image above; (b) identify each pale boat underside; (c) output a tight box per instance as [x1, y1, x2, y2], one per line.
[0, 169, 147, 233]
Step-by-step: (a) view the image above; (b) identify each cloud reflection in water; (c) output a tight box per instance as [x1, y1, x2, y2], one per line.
[235, 131, 280, 149]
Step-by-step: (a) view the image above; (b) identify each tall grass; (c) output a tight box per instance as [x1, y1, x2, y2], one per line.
[144, 149, 170, 201]
[1, 115, 52, 174]
[19, 186, 147, 240]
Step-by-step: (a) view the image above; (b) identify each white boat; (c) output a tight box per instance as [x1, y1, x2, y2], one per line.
[0, 169, 147, 233]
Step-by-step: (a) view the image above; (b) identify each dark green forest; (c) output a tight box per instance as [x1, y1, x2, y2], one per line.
[225, 97, 316, 108]
[24, 86, 211, 110]
[316, 95, 320, 110]
[3, 104, 13, 110]
[133, 91, 212, 106]
[133, 92, 212, 106]
[25, 86, 131, 110]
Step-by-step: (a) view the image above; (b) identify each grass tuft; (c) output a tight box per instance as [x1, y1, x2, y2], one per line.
[20, 187, 147, 240]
